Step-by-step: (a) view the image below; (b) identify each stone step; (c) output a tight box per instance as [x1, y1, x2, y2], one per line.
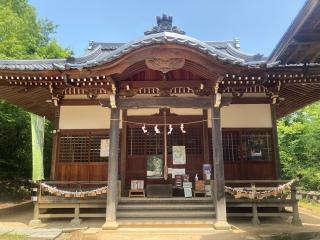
[117, 210, 216, 218]
[118, 218, 215, 228]
[119, 197, 213, 204]
[118, 204, 214, 210]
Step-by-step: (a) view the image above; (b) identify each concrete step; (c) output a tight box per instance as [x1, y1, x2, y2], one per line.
[117, 210, 216, 218]
[118, 204, 214, 210]
[118, 218, 215, 228]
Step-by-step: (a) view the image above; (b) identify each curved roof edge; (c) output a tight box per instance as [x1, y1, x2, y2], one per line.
[0, 32, 266, 71]
[268, 0, 319, 64]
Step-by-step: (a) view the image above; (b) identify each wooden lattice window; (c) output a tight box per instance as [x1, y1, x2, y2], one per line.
[222, 131, 240, 162]
[167, 126, 203, 155]
[145, 126, 163, 155]
[128, 128, 145, 155]
[58, 133, 109, 163]
[127, 126, 163, 156]
[241, 131, 272, 161]
[127, 125, 203, 156]
[209, 129, 273, 162]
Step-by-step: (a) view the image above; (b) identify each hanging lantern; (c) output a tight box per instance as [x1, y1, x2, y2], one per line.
[167, 124, 173, 135]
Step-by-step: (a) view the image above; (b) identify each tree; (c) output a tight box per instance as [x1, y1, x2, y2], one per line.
[0, 0, 71, 179]
[0, 0, 71, 59]
[278, 102, 320, 190]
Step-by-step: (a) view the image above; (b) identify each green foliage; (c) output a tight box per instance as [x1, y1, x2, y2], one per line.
[278, 101, 320, 190]
[0, 101, 53, 179]
[0, 0, 71, 59]
[0, 0, 71, 180]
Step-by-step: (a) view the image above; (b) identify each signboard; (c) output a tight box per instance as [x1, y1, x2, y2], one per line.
[172, 146, 186, 164]
[131, 180, 144, 190]
[100, 139, 109, 157]
[171, 168, 185, 178]
[147, 155, 163, 178]
[203, 164, 212, 180]
[184, 188, 192, 198]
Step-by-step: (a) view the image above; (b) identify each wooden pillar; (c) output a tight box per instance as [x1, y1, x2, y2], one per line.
[102, 108, 120, 230]
[211, 95, 231, 230]
[50, 106, 60, 180]
[202, 109, 210, 164]
[251, 203, 260, 225]
[70, 204, 81, 226]
[271, 105, 281, 179]
[120, 110, 127, 196]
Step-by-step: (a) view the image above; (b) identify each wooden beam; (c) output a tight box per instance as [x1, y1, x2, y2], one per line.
[120, 80, 210, 89]
[293, 32, 320, 43]
[117, 97, 232, 109]
[231, 97, 271, 104]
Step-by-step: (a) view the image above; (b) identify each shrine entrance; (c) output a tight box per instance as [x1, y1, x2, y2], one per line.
[123, 108, 208, 195]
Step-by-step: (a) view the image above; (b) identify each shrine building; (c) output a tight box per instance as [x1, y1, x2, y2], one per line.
[0, 0, 320, 230]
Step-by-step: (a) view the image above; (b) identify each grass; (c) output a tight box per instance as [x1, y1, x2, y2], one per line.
[0, 233, 26, 240]
[299, 199, 320, 215]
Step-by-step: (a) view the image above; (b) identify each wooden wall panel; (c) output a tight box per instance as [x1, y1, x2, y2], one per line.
[55, 163, 107, 181]
[242, 162, 276, 180]
[224, 163, 242, 180]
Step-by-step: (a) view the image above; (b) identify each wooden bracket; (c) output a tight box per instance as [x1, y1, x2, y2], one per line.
[109, 94, 117, 108]
[214, 93, 221, 107]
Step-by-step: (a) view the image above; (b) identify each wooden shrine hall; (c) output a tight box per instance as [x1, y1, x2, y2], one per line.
[0, 0, 320, 229]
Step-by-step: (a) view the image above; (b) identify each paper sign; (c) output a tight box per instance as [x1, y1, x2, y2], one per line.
[100, 139, 109, 157]
[184, 188, 192, 198]
[172, 168, 185, 178]
[173, 146, 186, 164]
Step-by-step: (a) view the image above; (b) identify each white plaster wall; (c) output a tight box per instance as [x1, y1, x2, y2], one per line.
[170, 108, 203, 115]
[59, 106, 122, 129]
[208, 104, 272, 128]
[127, 108, 159, 116]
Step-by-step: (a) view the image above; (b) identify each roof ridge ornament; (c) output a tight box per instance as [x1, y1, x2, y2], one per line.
[144, 14, 186, 35]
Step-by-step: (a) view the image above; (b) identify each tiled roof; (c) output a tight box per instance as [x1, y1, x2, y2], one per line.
[0, 32, 266, 71]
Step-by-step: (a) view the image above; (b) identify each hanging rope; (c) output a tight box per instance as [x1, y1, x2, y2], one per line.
[224, 178, 298, 200]
[40, 182, 108, 198]
[122, 119, 207, 126]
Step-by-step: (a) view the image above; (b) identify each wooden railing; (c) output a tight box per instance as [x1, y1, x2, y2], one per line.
[31, 181, 109, 225]
[30, 180, 302, 226]
[220, 179, 302, 225]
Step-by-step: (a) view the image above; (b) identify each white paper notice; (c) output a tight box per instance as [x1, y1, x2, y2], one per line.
[172, 146, 186, 164]
[100, 139, 109, 157]
[172, 168, 185, 178]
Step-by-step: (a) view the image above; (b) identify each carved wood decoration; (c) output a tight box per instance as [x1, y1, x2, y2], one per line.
[145, 58, 185, 73]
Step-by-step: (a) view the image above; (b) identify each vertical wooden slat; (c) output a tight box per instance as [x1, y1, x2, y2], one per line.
[120, 110, 127, 195]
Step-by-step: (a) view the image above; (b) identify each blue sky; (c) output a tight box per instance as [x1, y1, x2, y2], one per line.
[29, 0, 305, 57]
